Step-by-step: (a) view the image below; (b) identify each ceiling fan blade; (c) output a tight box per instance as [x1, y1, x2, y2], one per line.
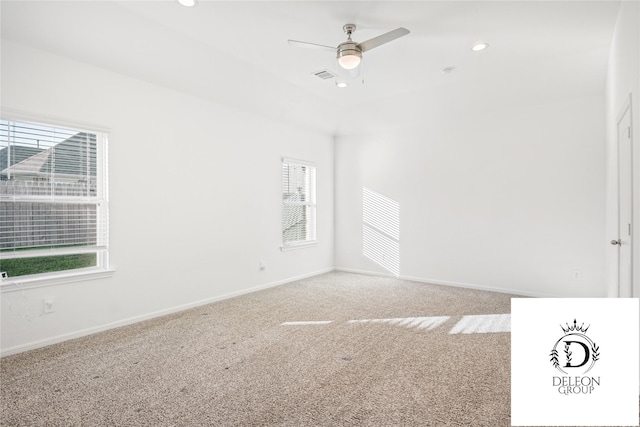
[288, 39, 335, 52]
[357, 27, 410, 52]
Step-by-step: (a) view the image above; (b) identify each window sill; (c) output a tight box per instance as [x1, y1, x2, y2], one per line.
[280, 241, 318, 251]
[0, 268, 115, 293]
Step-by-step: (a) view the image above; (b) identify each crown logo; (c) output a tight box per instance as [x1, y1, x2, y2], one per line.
[550, 318, 599, 375]
[560, 319, 590, 334]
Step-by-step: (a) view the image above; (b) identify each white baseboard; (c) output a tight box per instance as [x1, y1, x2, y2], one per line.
[1, 268, 334, 357]
[334, 267, 559, 298]
[2, 266, 562, 356]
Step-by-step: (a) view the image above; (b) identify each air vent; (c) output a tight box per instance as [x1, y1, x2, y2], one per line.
[311, 69, 336, 80]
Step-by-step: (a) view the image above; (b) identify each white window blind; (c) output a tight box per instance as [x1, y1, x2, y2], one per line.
[282, 158, 316, 247]
[0, 118, 109, 278]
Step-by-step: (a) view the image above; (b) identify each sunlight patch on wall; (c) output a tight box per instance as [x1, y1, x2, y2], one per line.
[362, 187, 400, 276]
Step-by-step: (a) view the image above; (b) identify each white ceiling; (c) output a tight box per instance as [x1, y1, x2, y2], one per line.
[1, 1, 622, 136]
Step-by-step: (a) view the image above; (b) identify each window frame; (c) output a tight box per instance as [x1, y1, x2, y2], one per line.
[0, 111, 112, 291]
[281, 157, 317, 251]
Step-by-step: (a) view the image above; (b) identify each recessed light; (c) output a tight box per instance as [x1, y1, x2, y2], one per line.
[471, 42, 489, 52]
[178, 0, 197, 7]
[336, 81, 349, 88]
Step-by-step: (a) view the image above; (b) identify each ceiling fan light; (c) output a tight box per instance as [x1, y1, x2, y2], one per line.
[338, 53, 361, 70]
[337, 42, 362, 70]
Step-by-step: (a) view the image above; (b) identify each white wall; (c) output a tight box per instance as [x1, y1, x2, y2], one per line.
[335, 94, 607, 297]
[3, 3, 634, 355]
[605, 0, 640, 298]
[0, 41, 334, 355]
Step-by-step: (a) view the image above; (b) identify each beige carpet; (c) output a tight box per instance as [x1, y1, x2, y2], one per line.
[2, 272, 516, 426]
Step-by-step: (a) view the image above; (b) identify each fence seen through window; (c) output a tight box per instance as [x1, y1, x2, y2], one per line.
[0, 119, 109, 279]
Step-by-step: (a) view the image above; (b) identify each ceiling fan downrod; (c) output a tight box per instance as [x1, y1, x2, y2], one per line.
[343, 23, 356, 40]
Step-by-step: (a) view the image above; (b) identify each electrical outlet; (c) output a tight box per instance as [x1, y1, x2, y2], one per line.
[43, 298, 56, 314]
[259, 261, 266, 271]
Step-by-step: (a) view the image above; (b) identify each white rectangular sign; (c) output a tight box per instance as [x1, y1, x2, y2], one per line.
[511, 298, 639, 426]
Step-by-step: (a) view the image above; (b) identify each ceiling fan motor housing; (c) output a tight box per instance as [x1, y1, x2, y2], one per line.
[337, 41, 362, 60]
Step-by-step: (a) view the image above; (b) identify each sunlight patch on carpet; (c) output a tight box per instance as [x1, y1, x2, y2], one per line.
[281, 321, 333, 326]
[348, 316, 449, 331]
[448, 314, 511, 334]
[281, 314, 511, 335]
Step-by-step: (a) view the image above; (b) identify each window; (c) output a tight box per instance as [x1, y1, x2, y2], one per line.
[0, 118, 109, 282]
[281, 158, 316, 249]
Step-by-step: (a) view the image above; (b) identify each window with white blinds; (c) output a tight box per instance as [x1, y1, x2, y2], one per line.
[0, 118, 109, 280]
[282, 158, 316, 248]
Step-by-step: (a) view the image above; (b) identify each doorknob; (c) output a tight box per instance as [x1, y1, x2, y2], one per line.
[611, 239, 621, 246]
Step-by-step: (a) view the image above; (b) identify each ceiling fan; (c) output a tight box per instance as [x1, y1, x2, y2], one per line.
[288, 24, 410, 71]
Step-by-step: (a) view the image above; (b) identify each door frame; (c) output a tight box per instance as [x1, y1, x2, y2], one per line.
[615, 94, 634, 297]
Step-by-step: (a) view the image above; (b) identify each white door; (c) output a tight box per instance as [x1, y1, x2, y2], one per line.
[614, 103, 633, 297]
